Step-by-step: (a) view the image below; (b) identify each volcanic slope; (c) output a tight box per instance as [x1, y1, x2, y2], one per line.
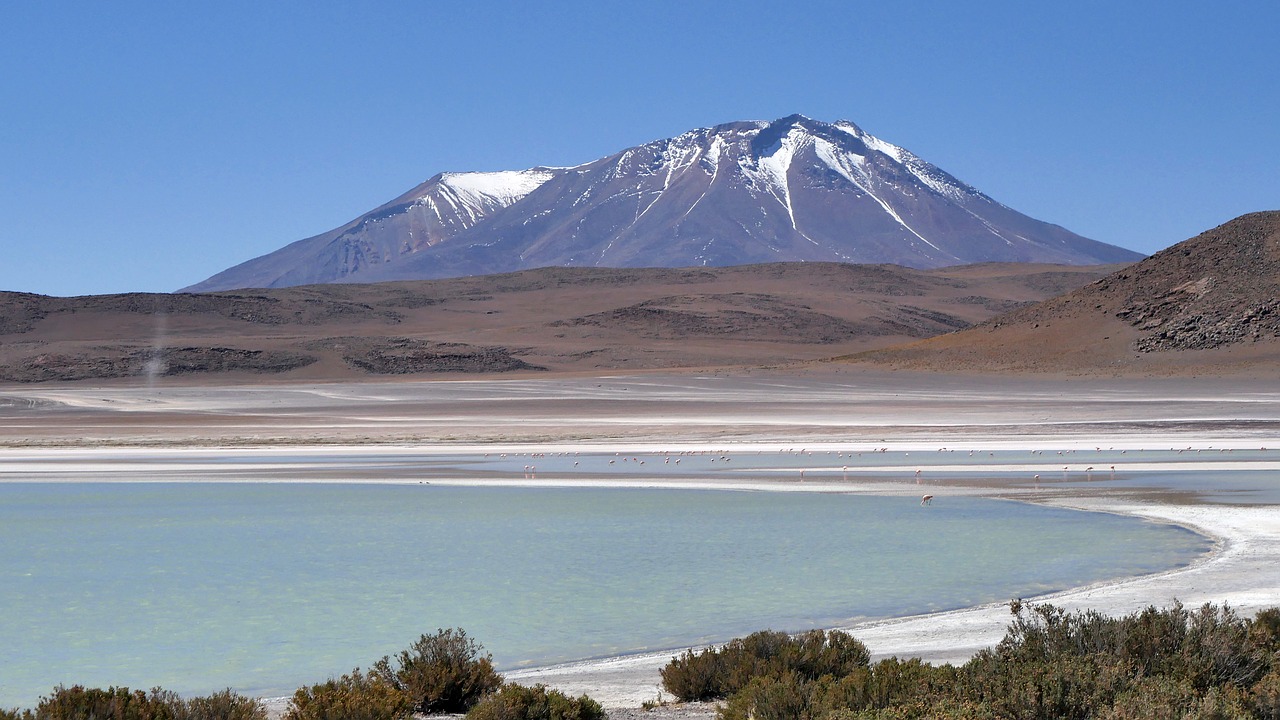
[0, 262, 1118, 383]
[844, 211, 1280, 376]
[185, 115, 1141, 291]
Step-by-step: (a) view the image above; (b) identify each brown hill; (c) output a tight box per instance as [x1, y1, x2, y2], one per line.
[0, 262, 1116, 384]
[843, 211, 1280, 376]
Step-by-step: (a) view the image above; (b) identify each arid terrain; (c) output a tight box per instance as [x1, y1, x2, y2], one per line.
[843, 211, 1280, 377]
[0, 262, 1115, 384]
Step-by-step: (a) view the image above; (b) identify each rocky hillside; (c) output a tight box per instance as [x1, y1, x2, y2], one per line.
[844, 211, 1280, 375]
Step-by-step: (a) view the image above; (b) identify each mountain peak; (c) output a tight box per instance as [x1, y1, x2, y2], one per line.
[182, 117, 1143, 292]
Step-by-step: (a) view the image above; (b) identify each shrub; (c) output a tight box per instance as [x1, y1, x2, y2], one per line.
[785, 630, 872, 683]
[1097, 675, 1207, 720]
[1253, 671, 1280, 720]
[1183, 687, 1253, 720]
[176, 689, 267, 720]
[284, 668, 411, 720]
[661, 629, 871, 701]
[996, 602, 1123, 664]
[464, 683, 605, 720]
[33, 685, 179, 720]
[1179, 603, 1267, 690]
[372, 628, 503, 714]
[719, 672, 812, 720]
[823, 697, 994, 720]
[1249, 608, 1280, 655]
[862, 657, 957, 712]
[808, 667, 875, 715]
[0, 709, 34, 720]
[659, 647, 727, 701]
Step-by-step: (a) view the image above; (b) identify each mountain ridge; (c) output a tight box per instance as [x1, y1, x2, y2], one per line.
[184, 115, 1142, 292]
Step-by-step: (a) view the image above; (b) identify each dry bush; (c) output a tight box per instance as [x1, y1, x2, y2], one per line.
[284, 668, 411, 720]
[464, 683, 604, 720]
[661, 629, 871, 701]
[372, 627, 503, 714]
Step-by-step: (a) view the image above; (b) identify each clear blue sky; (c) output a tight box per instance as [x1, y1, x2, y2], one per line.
[2, 1, 1275, 296]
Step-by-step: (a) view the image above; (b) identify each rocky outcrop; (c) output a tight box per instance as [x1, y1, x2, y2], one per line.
[310, 337, 543, 374]
[1, 347, 317, 383]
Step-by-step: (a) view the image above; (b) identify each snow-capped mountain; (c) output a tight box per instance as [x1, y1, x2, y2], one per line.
[183, 115, 1142, 291]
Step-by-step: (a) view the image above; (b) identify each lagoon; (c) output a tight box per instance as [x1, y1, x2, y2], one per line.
[0, 481, 1209, 708]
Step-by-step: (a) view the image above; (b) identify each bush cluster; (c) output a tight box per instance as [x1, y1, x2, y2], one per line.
[284, 668, 411, 720]
[372, 627, 503, 714]
[0, 685, 265, 720]
[5, 628, 547, 720]
[662, 603, 1280, 720]
[465, 683, 606, 720]
[661, 629, 871, 701]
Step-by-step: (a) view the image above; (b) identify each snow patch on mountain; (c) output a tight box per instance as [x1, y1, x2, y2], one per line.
[439, 169, 556, 207]
[702, 134, 726, 170]
[813, 137, 868, 185]
[812, 137, 952, 256]
[830, 121, 972, 202]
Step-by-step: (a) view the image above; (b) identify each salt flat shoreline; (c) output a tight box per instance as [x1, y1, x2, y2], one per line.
[7, 440, 1280, 707]
[4, 374, 1280, 712]
[12, 445, 1276, 712]
[488, 477, 1280, 708]
[248, 468, 1280, 713]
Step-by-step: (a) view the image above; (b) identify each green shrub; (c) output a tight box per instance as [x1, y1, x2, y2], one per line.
[1249, 608, 1280, 655]
[1179, 603, 1267, 690]
[1184, 687, 1253, 720]
[808, 668, 875, 715]
[676, 604, 1280, 718]
[719, 672, 812, 720]
[284, 668, 411, 720]
[464, 683, 605, 720]
[13, 686, 265, 720]
[822, 697, 993, 720]
[659, 647, 727, 701]
[1251, 670, 1280, 720]
[1097, 675, 1208, 720]
[372, 627, 503, 714]
[862, 657, 958, 712]
[996, 602, 1123, 664]
[176, 689, 266, 720]
[661, 629, 871, 701]
[33, 685, 179, 720]
[785, 630, 872, 683]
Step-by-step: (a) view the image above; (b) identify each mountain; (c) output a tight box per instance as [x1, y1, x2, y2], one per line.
[1, 262, 1118, 383]
[184, 115, 1142, 292]
[843, 211, 1280, 376]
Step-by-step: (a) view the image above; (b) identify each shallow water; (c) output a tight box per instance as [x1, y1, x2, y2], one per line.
[0, 482, 1209, 707]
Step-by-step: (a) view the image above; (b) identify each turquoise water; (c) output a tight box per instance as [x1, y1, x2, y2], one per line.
[0, 483, 1208, 707]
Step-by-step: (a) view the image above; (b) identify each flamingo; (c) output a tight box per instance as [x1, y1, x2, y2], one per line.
[920, 494, 934, 505]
